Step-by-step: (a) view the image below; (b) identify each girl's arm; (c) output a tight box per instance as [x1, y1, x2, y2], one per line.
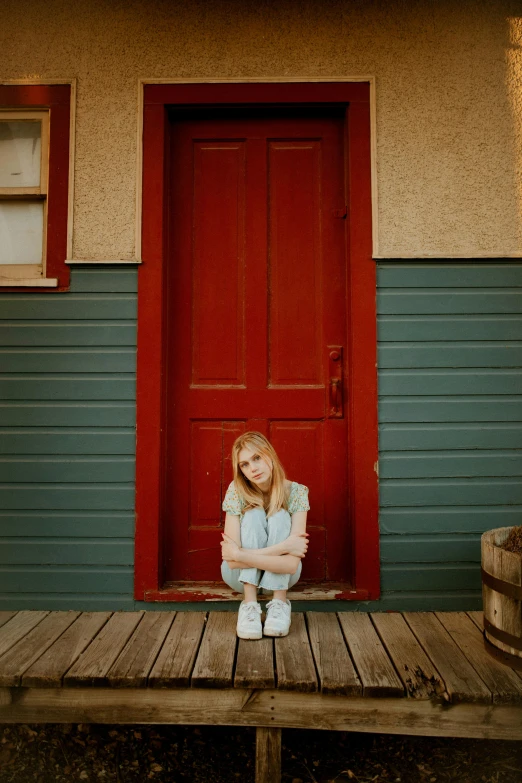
[222, 511, 308, 572]
[223, 511, 307, 558]
[233, 549, 300, 574]
[242, 510, 308, 556]
[222, 513, 244, 570]
[289, 510, 307, 536]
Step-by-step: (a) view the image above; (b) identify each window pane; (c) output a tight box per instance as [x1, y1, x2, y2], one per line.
[0, 121, 42, 188]
[0, 202, 44, 264]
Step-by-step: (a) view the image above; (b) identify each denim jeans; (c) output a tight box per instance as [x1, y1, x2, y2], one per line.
[221, 507, 301, 593]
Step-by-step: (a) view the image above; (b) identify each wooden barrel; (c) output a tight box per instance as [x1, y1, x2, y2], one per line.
[481, 527, 522, 659]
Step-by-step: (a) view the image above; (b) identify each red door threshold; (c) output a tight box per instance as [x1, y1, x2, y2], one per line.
[144, 583, 370, 602]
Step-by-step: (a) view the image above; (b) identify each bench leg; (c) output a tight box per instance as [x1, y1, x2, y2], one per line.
[256, 726, 281, 783]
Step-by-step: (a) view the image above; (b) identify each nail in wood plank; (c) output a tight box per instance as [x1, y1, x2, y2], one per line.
[235, 638, 275, 689]
[191, 613, 237, 688]
[0, 611, 49, 660]
[436, 611, 522, 703]
[404, 612, 492, 703]
[23, 612, 112, 687]
[256, 727, 281, 783]
[338, 613, 404, 697]
[0, 612, 80, 686]
[306, 612, 361, 695]
[371, 612, 444, 699]
[64, 612, 144, 686]
[274, 613, 317, 692]
[107, 612, 176, 687]
[149, 613, 206, 688]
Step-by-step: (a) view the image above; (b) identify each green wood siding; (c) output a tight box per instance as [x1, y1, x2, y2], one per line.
[0, 262, 520, 611]
[378, 262, 522, 611]
[0, 268, 137, 610]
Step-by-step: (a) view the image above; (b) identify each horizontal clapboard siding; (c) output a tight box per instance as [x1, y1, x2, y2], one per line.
[378, 262, 522, 608]
[2, 262, 521, 612]
[1, 540, 134, 565]
[0, 566, 133, 592]
[0, 268, 137, 609]
[0, 430, 135, 454]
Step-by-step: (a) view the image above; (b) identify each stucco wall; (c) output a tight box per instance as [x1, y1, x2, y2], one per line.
[1, 0, 521, 259]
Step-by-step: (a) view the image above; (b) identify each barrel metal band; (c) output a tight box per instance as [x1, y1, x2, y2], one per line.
[484, 617, 522, 652]
[481, 568, 522, 601]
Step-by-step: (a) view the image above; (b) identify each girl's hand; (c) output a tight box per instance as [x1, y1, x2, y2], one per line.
[221, 532, 241, 561]
[284, 532, 309, 558]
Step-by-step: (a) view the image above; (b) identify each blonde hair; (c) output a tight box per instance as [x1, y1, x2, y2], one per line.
[231, 431, 288, 518]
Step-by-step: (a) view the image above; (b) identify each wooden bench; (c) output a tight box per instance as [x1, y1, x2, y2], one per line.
[1, 609, 522, 782]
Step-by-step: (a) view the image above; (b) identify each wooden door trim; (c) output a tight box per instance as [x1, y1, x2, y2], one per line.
[136, 82, 379, 602]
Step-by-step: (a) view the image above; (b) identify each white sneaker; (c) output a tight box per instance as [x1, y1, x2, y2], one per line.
[236, 601, 262, 640]
[263, 599, 291, 637]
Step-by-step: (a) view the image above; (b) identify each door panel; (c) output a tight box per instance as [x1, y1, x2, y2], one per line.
[192, 141, 246, 386]
[268, 140, 323, 387]
[165, 113, 350, 584]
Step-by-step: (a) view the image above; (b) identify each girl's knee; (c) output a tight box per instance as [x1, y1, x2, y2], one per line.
[240, 507, 268, 545]
[242, 507, 267, 524]
[221, 559, 232, 584]
[289, 560, 302, 587]
[221, 561, 244, 593]
[266, 508, 291, 538]
[268, 508, 291, 524]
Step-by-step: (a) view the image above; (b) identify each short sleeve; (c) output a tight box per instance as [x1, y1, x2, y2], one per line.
[288, 483, 310, 514]
[222, 481, 242, 516]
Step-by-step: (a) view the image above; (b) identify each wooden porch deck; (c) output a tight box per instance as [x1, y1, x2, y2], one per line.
[1, 609, 522, 781]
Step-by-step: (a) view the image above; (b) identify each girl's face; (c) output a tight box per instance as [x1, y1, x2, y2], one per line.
[238, 445, 273, 490]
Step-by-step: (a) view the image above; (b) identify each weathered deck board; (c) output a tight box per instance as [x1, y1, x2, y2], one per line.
[64, 612, 144, 686]
[107, 612, 175, 687]
[274, 613, 318, 692]
[437, 612, 522, 702]
[2, 687, 522, 741]
[338, 613, 404, 697]
[0, 611, 49, 660]
[0, 610, 520, 709]
[2, 606, 522, 783]
[191, 613, 237, 688]
[467, 611, 484, 632]
[149, 612, 206, 688]
[371, 612, 444, 699]
[306, 612, 361, 696]
[404, 612, 492, 703]
[235, 637, 275, 690]
[0, 612, 79, 687]
[23, 612, 111, 687]
[0, 612, 17, 630]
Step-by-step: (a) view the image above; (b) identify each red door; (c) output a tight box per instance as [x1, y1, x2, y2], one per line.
[165, 110, 351, 584]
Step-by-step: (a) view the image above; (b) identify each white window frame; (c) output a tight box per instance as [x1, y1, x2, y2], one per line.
[0, 109, 55, 286]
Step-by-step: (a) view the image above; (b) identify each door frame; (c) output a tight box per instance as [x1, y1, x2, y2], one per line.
[135, 81, 379, 602]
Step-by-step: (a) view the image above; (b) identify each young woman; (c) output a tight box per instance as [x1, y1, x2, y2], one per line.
[220, 431, 309, 639]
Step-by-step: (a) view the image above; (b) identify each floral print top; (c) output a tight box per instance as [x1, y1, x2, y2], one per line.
[222, 480, 310, 520]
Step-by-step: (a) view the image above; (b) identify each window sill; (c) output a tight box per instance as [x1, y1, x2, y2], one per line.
[65, 259, 143, 265]
[0, 277, 58, 287]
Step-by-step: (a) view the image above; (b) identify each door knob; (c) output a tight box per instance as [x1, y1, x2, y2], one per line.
[327, 346, 343, 418]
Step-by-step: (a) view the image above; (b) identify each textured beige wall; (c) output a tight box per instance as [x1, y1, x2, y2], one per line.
[1, 0, 521, 258]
